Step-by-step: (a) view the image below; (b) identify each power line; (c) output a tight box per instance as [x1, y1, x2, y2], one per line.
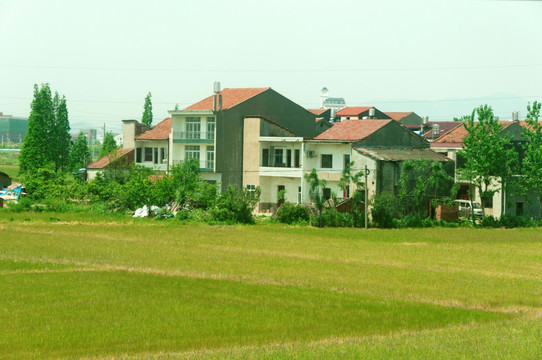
[1, 63, 542, 73]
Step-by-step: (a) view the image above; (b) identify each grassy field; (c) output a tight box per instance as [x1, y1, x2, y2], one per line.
[1, 215, 541, 359]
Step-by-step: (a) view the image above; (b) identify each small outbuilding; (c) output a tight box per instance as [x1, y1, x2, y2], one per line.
[0, 171, 11, 189]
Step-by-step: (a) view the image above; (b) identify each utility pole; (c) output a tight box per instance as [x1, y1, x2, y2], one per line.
[364, 165, 369, 229]
[103, 122, 106, 140]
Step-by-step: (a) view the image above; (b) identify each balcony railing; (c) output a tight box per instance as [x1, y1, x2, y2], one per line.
[172, 159, 214, 171]
[173, 131, 214, 142]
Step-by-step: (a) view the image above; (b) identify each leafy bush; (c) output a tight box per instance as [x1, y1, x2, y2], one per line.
[499, 215, 536, 228]
[277, 203, 310, 225]
[370, 192, 401, 229]
[175, 209, 191, 221]
[211, 185, 260, 224]
[481, 215, 501, 228]
[23, 166, 68, 201]
[5, 197, 33, 212]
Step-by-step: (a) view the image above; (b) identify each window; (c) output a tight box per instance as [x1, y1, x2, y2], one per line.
[246, 184, 256, 193]
[321, 154, 333, 168]
[298, 186, 302, 203]
[153, 148, 158, 164]
[185, 117, 201, 139]
[185, 145, 200, 161]
[206, 145, 214, 169]
[262, 149, 269, 167]
[274, 148, 284, 166]
[206, 117, 215, 140]
[343, 185, 350, 198]
[482, 195, 493, 208]
[136, 148, 142, 163]
[286, 149, 292, 167]
[160, 148, 166, 163]
[516, 202, 524, 216]
[344, 154, 350, 170]
[277, 185, 286, 203]
[294, 149, 300, 168]
[144, 147, 153, 162]
[323, 187, 332, 200]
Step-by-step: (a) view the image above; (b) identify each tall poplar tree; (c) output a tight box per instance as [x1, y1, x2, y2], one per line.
[20, 84, 54, 174]
[141, 92, 153, 127]
[20, 84, 72, 174]
[70, 132, 91, 171]
[52, 92, 71, 172]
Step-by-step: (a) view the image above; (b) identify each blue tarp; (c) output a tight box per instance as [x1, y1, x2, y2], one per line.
[0, 185, 23, 201]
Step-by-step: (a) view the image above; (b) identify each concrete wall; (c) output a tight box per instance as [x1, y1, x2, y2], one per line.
[259, 176, 302, 212]
[217, 89, 318, 191]
[242, 117, 262, 189]
[122, 120, 148, 149]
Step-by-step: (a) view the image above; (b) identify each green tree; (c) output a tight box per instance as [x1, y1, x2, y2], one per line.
[338, 161, 366, 227]
[142, 92, 153, 127]
[170, 158, 202, 207]
[52, 92, 71, 172]
[70, 132, 91, 171]
[20, 84, 71, 174]
[211, 185, 261, 224]
[304, 168, 327, 210]
[99, 132, 118, 158]
[457, 105, 518, 220]
[397, 159, 456, 217]
[520, 100, 542, 218]
[20, 84, 54, 174]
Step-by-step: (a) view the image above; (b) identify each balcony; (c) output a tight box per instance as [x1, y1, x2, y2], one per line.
[172, 160, 214, 172]
[259, 165, 303, 178]
[173, 131, 214, 143]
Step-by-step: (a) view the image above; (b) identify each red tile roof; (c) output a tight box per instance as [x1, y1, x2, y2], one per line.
[314, 120, 392, 141]
[431, 121, 515, 148]
[422, 121, 461, 139]
[355, 147, 451, 162]
[385, 112, 413, 121]
[87, 148, 134, 169]
[335, 106, 374, 117]
[186, 88, 270, 110]
[308, 109, 328, 116]
[135, 117, 171, 140]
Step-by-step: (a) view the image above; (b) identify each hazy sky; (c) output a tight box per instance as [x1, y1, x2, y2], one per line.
[1, 0, 541, 134]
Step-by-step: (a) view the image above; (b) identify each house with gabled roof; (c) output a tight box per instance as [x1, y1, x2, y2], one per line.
[168, 85, 321, 190]
[308, 108, 331, 121]
[247, 118, 450, 213]
[384, 111, 424, 130]
[133, 117, 171, 171]
[86, 147, 135, 181]
[430, 120, 533, 218]
[308, 119, 449, 202]
[422, 121, 462, 142]
[335, 106, 391, 122]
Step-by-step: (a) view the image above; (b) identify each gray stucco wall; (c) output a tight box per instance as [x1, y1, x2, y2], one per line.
[216, 89, 318, 191]
[356, 121, 428, 148]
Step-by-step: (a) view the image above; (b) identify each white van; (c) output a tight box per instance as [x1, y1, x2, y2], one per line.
[454, 200, 483, 218]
